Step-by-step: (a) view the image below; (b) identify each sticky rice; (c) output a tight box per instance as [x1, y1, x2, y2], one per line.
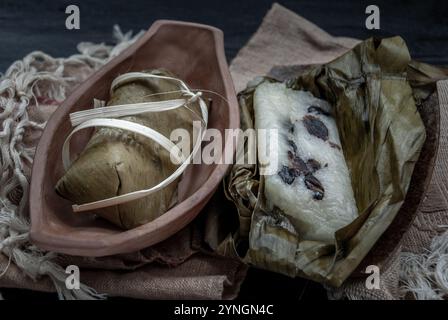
[253, 82, 358, 242]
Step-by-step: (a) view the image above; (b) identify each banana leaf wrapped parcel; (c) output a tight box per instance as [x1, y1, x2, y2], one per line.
[56, 69, 203, 230]
[221, 37, 443, 286]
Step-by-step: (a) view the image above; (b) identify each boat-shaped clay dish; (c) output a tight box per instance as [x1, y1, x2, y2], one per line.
[30, 20, 239, 257]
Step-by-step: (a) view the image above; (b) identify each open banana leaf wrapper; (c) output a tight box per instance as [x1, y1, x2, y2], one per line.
[220, 36, 445, 287]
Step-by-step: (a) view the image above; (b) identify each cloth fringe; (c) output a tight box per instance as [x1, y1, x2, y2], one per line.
[326, 227, 448, 300]
[400, 227, 448, 300]
[0, 25, 143, 300]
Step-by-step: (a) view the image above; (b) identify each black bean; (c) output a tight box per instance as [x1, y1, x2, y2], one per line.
[303, 115, 329, 141]
[278, 165, 296, 185]
[329, 141, 341, 151]
[287, 139, 298, 154]
[306, 159, 321, 172]
[304, 174, 325, 200]
[288, 122, 295, 134]
[289, 153, 308, 174]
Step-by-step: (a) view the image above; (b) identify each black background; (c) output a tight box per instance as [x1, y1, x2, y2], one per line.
[0, 0, 447, 300]
[1, 0, 448, 72]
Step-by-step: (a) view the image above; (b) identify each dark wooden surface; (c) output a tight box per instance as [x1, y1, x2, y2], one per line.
[1, 0, 447, 300]
[1, 0, 448, 72]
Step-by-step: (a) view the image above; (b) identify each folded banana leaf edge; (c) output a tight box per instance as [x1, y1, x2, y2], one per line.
[219, 36, 446, 287]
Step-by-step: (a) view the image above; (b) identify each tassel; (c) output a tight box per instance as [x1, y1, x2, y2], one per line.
[0, 25, 144, 300]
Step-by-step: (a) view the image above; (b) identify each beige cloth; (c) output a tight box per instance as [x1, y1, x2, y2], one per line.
[0, 198, 247, 300]
[230, 3, 448, 299]
[1, 251, 246, 300]
[230, 3, 359, 93]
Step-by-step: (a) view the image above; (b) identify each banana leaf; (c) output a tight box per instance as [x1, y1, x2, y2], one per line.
[56, 69, 200, 230]
[221, 36, 445, 286]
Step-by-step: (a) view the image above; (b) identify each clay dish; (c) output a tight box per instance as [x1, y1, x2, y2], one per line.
[29, 20, 239, 257]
